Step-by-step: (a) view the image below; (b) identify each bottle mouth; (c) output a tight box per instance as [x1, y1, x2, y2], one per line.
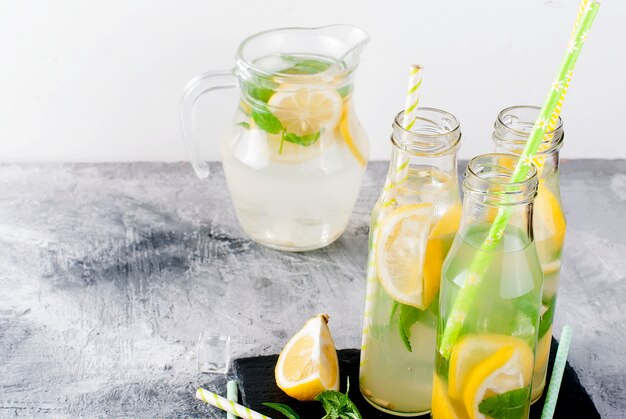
[493, 105, 564, 155]
[464, 153, 538, 206]
[391, 108, 461, 156]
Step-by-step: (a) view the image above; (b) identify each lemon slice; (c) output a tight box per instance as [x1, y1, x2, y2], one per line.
[432, 373, 463, 419]
[338, 102, 367, 167]
[462, 342, 533, 419]
[275, 314, 339, 401]
[423, 202, 462, 308]
[448, 334, 532, 401]
[534, 182, 566, 249]
[268, 86, 342, 136]
[375, 203, 434, 308]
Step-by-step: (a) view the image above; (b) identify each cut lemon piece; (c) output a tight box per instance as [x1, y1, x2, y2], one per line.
[534, 182, 566, 249]
[462, 342, 533, 419]
[423, 203, 462, 309]
[375, 203, 434, 308]
[268, 86, 342, 136]
[338, 102, 367, 167]
[448, 334, 533, 402]
[275, 314, 339, 401]
[432, 373, 463, 419]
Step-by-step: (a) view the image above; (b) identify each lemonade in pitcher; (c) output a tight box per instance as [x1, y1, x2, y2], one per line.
[360, 108, 461, 416]
[222, 53, 368, 250]
[180, 26, 370, 251]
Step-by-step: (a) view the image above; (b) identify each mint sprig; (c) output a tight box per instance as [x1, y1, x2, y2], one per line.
[284, 131, 321, 147]
[263, 402, 300, 419]
[478, 387, 529, 419]
[390, 301, 425, 352]
[265, 379, 361, 419]
[315, 379, 362, 419]
[538, 295, 557, 338]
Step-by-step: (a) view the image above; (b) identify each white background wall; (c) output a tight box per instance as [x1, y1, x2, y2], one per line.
[0, 0, 623, 162]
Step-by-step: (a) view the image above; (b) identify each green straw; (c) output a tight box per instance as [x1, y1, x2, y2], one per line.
[227, 380, 239, 419]
[541, 326, 574, 419]
[439, 0, 601, 358]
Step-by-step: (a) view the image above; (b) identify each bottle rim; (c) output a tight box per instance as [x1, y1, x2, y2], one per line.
[493, 105, 564, 156]
[463, 153, 539, 206]
[391, 108, 461, 157]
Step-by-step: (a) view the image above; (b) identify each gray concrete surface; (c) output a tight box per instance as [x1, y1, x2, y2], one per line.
[0, 161, 624, 418]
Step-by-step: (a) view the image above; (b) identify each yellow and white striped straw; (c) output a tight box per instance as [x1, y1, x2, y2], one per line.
[403, 64, 424, 131]
[196, 388, 271, 419]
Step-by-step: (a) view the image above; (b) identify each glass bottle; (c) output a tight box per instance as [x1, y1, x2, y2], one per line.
[493, 105, 566, 401]
[432, 154, 543, 419]
[359, 108, 462, 416]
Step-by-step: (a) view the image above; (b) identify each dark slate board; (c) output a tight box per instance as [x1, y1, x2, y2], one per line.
[233, 338, 599, 418]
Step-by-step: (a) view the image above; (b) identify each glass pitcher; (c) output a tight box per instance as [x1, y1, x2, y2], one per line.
[180, 25, 370, 251]
[493, 105, 566, 402]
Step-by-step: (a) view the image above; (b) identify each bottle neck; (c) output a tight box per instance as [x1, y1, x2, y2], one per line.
[460, 154, 538, 248]
[492, 105, 564, 178]
[387, 146, 458, 184]
[386, 107, 461, 186]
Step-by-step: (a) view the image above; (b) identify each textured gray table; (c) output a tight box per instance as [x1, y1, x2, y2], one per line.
[1, 161, 624, 418]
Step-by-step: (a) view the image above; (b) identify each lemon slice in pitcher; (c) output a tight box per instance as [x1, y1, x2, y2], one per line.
[375, 203, 434, 308]
[268, 86, 342, 136]
[275, 314, 339, 401]
[534, 182, 566, 249]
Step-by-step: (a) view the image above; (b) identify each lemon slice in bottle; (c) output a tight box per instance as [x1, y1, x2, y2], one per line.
[275, 314, 339, 401]
[375, 203, 435, 309]
[462, 341, 533, 419]
[534, 181, 566, 249]
[448, 334, 533, 402]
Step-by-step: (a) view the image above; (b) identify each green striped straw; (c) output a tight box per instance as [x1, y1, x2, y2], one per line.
[196, 388, 271, 419]
[359, 64, 425, 370]
[541, 326, 574, 419]
[439, 0, 601, 358]
[227, 380, 239, 419]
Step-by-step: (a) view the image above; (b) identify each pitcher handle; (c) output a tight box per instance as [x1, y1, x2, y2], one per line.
[179, 70, 238, 178]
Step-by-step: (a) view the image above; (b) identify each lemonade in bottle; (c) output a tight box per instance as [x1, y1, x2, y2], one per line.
[359, 108, 462, 416]
[493, 106, 566, 401]
[432, 154, 543, 419]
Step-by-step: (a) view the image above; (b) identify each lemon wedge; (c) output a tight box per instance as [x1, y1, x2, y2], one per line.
[375, 203, 434, 308]
[275, 314, 339, 401]
[423, 202, 462, 308]
[338, 102, 367, 167]
[534, 181, 566, 249]
[268, 86, 342, 136]
[432, 373, 463, 419]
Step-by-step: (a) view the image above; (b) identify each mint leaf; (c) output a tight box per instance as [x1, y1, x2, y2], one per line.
[263, 402, 300, 419]
[315, 378, 362, 419]
[337, 85, 351, 97]
[389, 300, 399, 324]
[478, 387, 529, 419]
[242, 74, 277, 103]
[398, 303, 424, 352]
[283, 131, 321, 147]
[538, 296, 557, 338]
[252, 108, 283, 134]
[282, 57, 332, 75]
[237, 121, 250, 129]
